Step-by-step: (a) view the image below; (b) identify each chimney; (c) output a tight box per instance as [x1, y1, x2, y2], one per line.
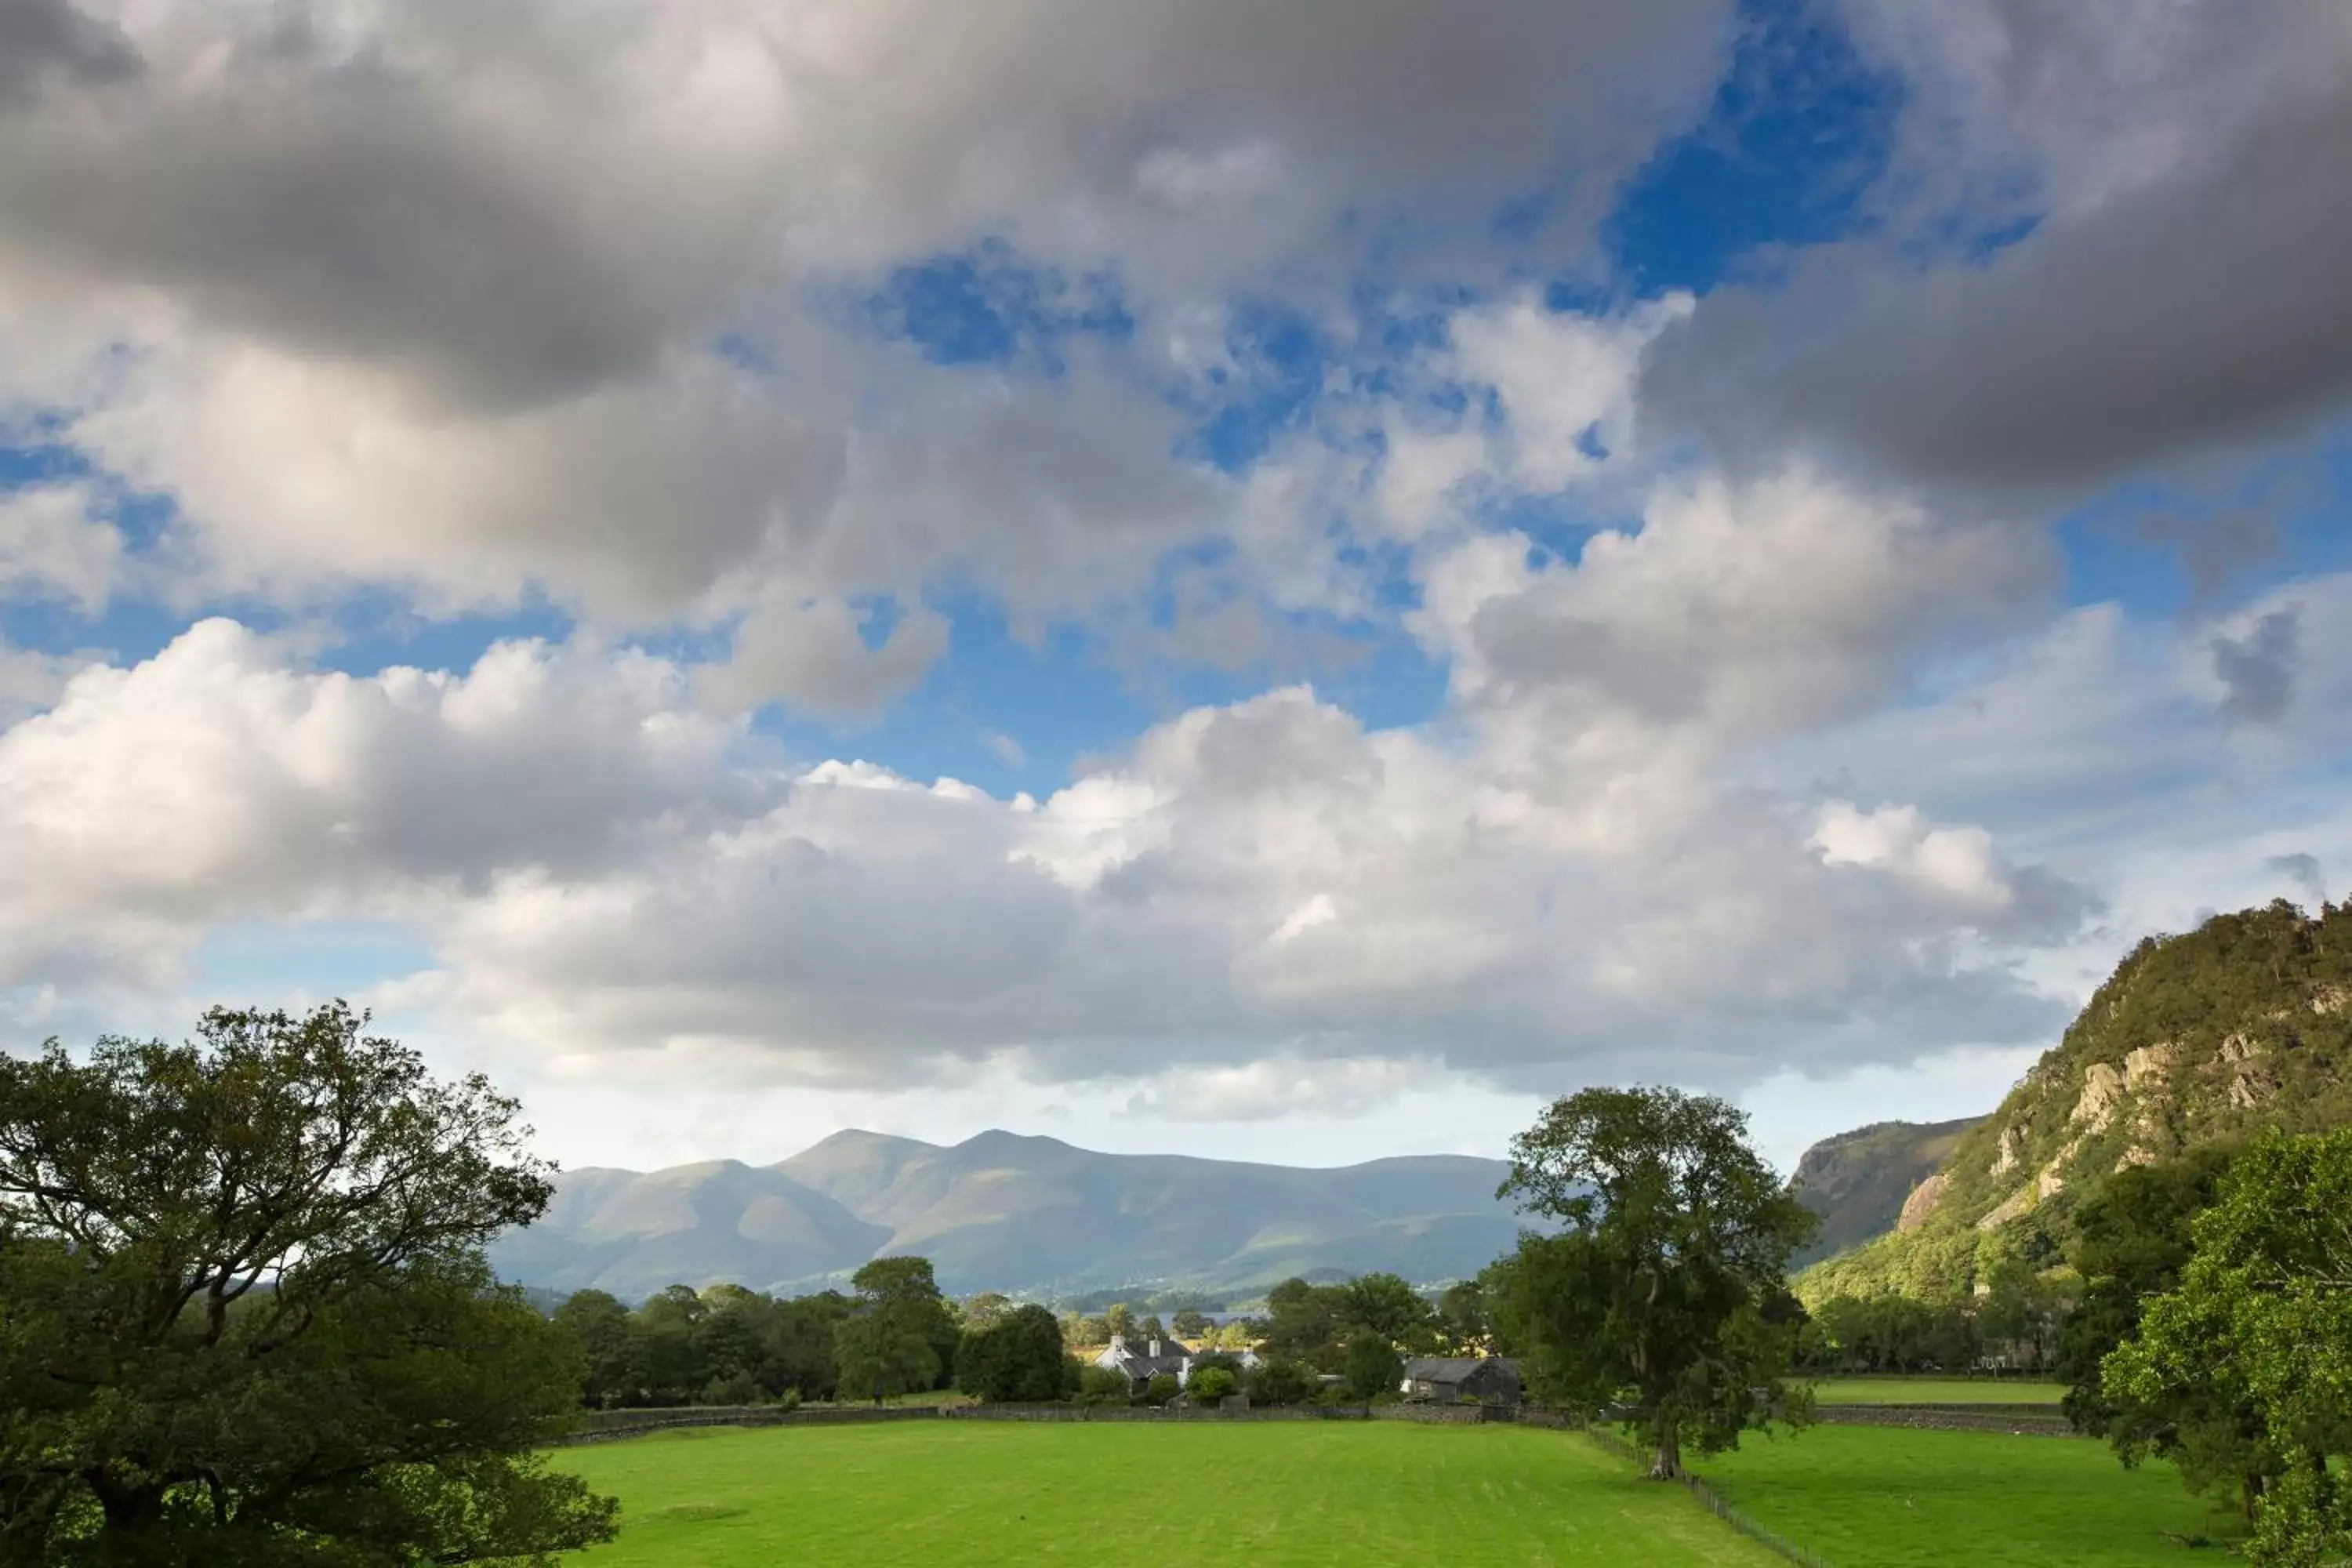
[1149, 1338, 1164, 1358]
[1109, 1333, 1127, 1353]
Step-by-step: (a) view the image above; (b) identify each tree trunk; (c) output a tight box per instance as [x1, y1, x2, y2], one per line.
[1649, 1421, 1682, 1481]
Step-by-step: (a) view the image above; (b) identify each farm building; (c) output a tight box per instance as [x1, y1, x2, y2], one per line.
[1399, 1356, 1522, 1405]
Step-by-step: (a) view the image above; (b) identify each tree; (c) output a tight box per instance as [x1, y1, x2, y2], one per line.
[1246, 1359, 1312, 1406]
[2057, 1146, 2234, 1437]
[836, 1257, 949, 1403]
[961, 1292, 1014, 1334]
[1345, 1272, 1439, 1353]
[768, 1290, 850, 1402]
[1189, 1367, 1237, 1403]
[1261, 1278, 1348, 1370]
[1343, 1334, 1405, 1402]
[1102, 1303, 1137, 1341]
[956, 1305, 1070, 1403]
[1171, 1308, 1210, 1339]
[1143, 1372, 1180, 1406]
[2105, 1130, 2352, 1562]
[1490, 1086, 1817, 1479]
[1437, 1279, 1489, 1352]
[555, 1290, 638, 1408]
[0, 1003, 618, 1564]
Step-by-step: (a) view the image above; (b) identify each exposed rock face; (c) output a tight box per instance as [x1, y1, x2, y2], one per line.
[1990, 1123, 2028, 1178]
[2314, 985, 2349, 1017]
[1975, 1186, 2031, 1232]
[2071, 1062, 2128, 1134]
[1896, 1171, 1952, 1232]
[2125, 1041, 2181, 1086]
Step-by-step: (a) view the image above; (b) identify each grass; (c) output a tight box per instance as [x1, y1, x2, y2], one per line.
[1808, 1377, 2066, 1406]
[1697, 1423, 2245, 1566]
[554, 1421, 1787, 1566]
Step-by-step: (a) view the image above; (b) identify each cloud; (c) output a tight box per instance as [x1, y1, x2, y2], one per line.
[1643, 0, 2352, 493]
[0, 0, 139, 111]
[0, 616, 2093, 1094]
[2212, 607, 2300, 726]
[698, 593, 949, 717]
[1411, 465, 2051, 741]
[0, 0, 1735, 640]
[0, 482, 122, 608]
[2266, 851, 2327, 905]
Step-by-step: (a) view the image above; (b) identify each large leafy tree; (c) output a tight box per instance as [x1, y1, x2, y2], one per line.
[2056, 1144, 2276, 1515]
[2105, 1129, 2352, 1564]
[0, 1003, 618, 1566]
[954, 1304, 1071, 1403]
[835, 1257, 950, 1403]
[1490, 1086, 1817, 1479]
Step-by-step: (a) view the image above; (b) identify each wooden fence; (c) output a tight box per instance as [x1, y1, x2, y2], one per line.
[1579, 1425, 1835, 1568]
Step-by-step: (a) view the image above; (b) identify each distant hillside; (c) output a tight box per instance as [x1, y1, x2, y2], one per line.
[1788, 1116, 1983, 1268]
[492, 1129, 1524, 1301]
[1799, 901, 2352, 1302]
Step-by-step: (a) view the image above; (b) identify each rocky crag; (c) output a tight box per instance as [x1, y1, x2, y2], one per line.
[1788, 1116, 1984, 1268]
[1798, 900, 2352, 1301]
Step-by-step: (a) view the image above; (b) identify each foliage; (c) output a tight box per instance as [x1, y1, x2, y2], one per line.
[0, 1002, 618, 1566]
[1343, 1334, 1405, 1401]
[837, 1257, 953, 1404]
[1436, 1279, 1489, 1352]
[1799, 1292, 1977, 1373]
[1245, 1359, 1312, 1406]
[960, 1291, 1014, 1333]
[1143, 1372, 1181, 1406]
[1074, 1365, 1132, 1405]
[2105, 1128, 2352, 1562]
[1171, 1308, 1210, 1338]
[1259, 1272, 1436, 1371]
[554, 1281, 851, 1406]
[955, 1304, 1072, 1403]
[1490, 1086, 1816, 1479]
[2055, 1144, 2235, 1438]
[1187, 1366, 1237, 1403]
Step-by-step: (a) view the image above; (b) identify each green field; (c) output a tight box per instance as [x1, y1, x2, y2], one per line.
[1697, 1424, 2245, 1566]
[1808, 1377, 2066, 1405]
[555, 1422, 1786, 1566]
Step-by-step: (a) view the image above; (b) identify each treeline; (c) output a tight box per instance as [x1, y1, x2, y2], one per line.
[541, 1262, 1494, 1411]
[1798, 1261, 2066, 1374]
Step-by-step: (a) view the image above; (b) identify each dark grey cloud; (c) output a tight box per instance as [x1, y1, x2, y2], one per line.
[2267, 851, 2326, 904]
[2212, 607, 2300, 725]
[0, 0, 138, 111]
[1641, 42, 2352, 495]
[2132, 511, 2281, 607]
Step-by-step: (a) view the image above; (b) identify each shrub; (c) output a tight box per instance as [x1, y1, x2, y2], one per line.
[1076, 1365, 1132, 1406]
[1189, 1367, 1238, 1403]
[1247, 1359, 1312, 1406]
[1145, 1373, 1181, 1406]
[702, 1371, 764, 1406]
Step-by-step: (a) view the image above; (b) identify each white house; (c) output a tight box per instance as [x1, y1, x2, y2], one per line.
[1091, 1334, 1262, 1392]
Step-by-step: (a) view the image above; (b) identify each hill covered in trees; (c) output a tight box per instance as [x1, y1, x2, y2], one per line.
[493, 1129, 1523, 1300]
[1799, 901, 2352, 1302]
[1787, 1116, 1982, 1268]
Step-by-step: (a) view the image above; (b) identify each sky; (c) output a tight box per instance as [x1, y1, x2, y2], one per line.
[2, 0, 2350, 1179]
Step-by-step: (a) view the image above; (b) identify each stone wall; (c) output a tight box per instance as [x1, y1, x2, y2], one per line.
[1817, 1404, 2078, 1436]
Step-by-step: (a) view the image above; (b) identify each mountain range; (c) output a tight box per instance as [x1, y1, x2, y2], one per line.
[491, 1128, 1528, 1301]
